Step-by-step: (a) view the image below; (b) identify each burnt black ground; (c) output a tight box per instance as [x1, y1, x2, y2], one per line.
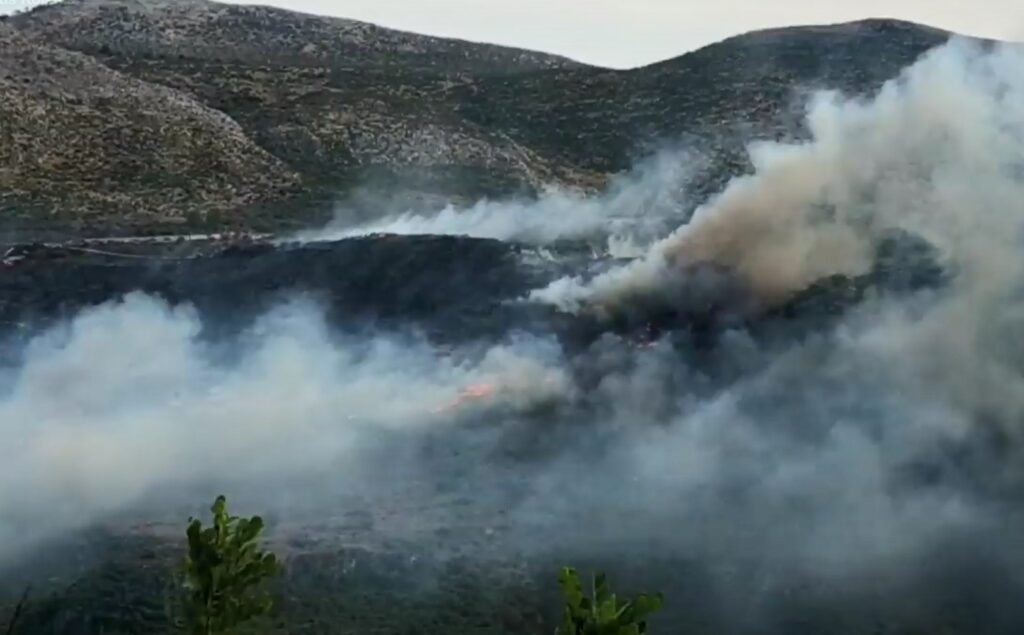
[0, 230, 944, 349]
[4, 234, 1015, 635]
[0, 236, 550, 342]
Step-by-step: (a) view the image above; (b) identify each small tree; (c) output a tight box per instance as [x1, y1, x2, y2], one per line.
[555, 567, 662, 635]
[180, 495, 279, 635]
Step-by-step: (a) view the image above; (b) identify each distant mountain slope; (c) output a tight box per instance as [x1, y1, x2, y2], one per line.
[450, 20, 953, 190]
[0, 21, 301, 235]
[11, 0, 582, 72]
[1, 1, 967, 235]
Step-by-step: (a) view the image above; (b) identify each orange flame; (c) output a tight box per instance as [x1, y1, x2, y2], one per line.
[433, 382, 497, 414]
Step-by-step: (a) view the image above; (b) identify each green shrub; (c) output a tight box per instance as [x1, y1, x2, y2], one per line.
[555, 567, 662, 635]
[180, 495, 279, 635]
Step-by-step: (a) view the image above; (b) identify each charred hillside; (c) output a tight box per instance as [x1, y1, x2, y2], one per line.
[3, 0, 959, 235]
[0, 228, 947, 360]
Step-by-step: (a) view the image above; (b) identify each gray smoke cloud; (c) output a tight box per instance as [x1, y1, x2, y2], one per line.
[516, 38, 1024, 624]
[532, 38, 1024, 314]
[0, 293, 572, 559]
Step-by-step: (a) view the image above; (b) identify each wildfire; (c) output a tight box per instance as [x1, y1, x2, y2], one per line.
[432, 382, 497, 414]
[631, 322, 658, 348]
[430, 373, 566, 416]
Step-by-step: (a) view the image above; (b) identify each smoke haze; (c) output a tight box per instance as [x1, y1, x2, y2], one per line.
[0, 293, 573, 557]
[4, 36, 1024, 632]
[300, 150, 700, 255]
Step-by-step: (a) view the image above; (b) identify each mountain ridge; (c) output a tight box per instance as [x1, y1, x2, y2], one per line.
[0, 1, 977, 236]
[9, 0, 586, 72]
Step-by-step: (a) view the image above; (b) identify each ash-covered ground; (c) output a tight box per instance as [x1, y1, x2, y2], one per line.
[4, 38, 1024, 635]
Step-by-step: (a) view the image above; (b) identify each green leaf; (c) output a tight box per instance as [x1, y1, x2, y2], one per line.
[179, 495, 279, 635]
[632, 594, 663, 617]
[211, 495, 226, 516]
[593, 572, 610, 605]
[553, 567, 662, 635]
[558, 567, 584, 611]
[597, 596, 617, 623]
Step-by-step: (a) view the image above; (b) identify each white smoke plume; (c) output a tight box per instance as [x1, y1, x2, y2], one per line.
[296, 150, 699, 253]
[0, 293, 571, 559]
[513, 39, 1024, 617]
[533, 38, 1024, 314]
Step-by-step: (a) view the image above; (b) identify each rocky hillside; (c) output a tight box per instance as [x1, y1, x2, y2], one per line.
[1, 0, 959, 235]
[0, 21, 301, 234]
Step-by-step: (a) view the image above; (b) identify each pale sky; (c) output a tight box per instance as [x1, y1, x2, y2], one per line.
[4, 0, 1023, 68]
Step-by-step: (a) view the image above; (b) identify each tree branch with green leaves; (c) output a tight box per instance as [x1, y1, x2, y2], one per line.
[180, 495, 280, 635]
[555, 567, 663, 635]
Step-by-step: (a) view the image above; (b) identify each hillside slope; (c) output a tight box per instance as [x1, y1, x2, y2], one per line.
[0, 21, 301, 234]
[2, 1, 962, 235]
[10, 0, 582, 72]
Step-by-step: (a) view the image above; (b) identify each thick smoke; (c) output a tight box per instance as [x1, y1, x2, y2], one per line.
[4, 36, 1024, 633]
[517, 38, 1024, 625]
[0, 293, 571, 559]
[533, 38, 1024, 314]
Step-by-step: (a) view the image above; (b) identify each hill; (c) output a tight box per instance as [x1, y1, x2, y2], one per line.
[0, 20, 301, 235]
[2, 0, 958, 235]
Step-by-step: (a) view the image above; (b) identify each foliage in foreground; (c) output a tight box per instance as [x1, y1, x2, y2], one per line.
[555, 567, 663, 635]
[180, 495, 279, 635]
[175, 496, 663, 635]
